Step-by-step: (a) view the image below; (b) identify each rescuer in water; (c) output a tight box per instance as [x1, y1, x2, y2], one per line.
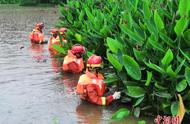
[62, 44, 85, 73]
[76, 54, 121, 105]
[29, 22, 45, 44]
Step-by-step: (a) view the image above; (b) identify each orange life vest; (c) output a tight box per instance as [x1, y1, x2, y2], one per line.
[76, 70, 114, 105]
[48, 36, 61, 53]
[62, 50, 84, 73]
[29, 28, 44, 44]
[76, 70, 104, 99]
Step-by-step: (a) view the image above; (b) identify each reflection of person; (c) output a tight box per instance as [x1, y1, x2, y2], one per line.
[29, 22, 45, 44]
[29, 43, 47, 62]
[29, 43, 44, 55]
[62, 44, 85, 73]
[76, 101, 103, 124]
[50, 57, 62, 73]
[76, 55, 121, 106]
[59, 28, 67, 43]
[62, 73, 80, 94]
[48, 28, 60, 55]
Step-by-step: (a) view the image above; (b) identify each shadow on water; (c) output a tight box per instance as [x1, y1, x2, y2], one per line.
[0, 5, 154, 124]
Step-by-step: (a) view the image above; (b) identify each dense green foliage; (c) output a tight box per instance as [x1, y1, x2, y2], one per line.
[19, 0, 40, 6]
[0, 0, 65, 5]
[57, 0, 190, 121]
[0, 0, 19, 4]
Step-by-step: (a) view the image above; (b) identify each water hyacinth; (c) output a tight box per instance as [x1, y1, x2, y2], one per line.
[56, 0, 190, 122]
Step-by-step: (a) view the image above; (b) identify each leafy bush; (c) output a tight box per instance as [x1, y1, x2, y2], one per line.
[19, 0, 40, 6]
[57, 0, 190, 121]
[0, 0, 65, 5]
[0, 0, 19, 4]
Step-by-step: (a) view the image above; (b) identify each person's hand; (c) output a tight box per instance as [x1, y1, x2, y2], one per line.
[113, 91, 121, 100]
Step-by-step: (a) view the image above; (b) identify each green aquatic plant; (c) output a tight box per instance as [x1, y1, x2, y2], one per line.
[0, 0, 19, 4]
[0, 0, 65, 5]
[57, 0, 190, 121]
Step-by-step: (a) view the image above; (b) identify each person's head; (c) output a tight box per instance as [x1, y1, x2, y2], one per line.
[36, 22, 44, 31]
[50, 28, 58, 38]
[59, 28, 67, 36]
[87, 55, 102, 74]
[71, 44, 85, 58]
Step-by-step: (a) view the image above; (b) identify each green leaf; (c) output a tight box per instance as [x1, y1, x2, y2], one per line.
[133, 48, 144, 62]
[145, 71, 152, 86]
[134, 96, 144, 107]
[178, 0, 190, 16]
[175, 59, 186, 74]
[166, 65, 177, 78]
[159, 32, 175, 48]
[155, 82, 168, 90]
[174, 18, 189, 36]
[123, 55, 141, 80]
[74, 33, 82, 42]
[67, 12, 73, 23]
[120, 24, 144, 45]
[171, 101, 179, 116]
[138, 120, 147, 124]
[148, 34, 164, 52]
[87, 51, 93, 57]
[100, 25, 110, 36]
[144, 19, 158, 36]
[155, 92, 172, 98]
[176, 79, 187, 92]
[107, 51, 122, 71]
[184, 29, 190, 46]
[52, 44, 66, 54]
[106, 37, 123, 53]
[154, 10, 164, 31]
[126, 12, 133, 29]
[143, 1, 151, 20]
[180, 49, 190, 61]
[134, 0, 139, 12]
[144, 61, 165, 74]
[75, 1, 80, 8]
[134, 107, 140, 118]
[127, 86, 145, 98]
[104, 73, 119, 85]
[79, 10, 85, 21]
[85, 7, 94, 22]
[161, 49, 173, 66]
[111, 108, 130, 120]
[185, 67, 190, 86]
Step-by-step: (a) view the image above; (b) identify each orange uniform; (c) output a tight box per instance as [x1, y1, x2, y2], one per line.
[48, 28, 60, 55]
[29, 28, 44, 44]
[62, 50, 84, 73]
[59, 28, 68, 43]
[48, 36, 61, 54]
[29, 22, 44, 44]
[76, 70, 113, 105]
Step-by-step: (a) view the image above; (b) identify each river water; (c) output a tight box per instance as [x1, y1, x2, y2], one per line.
[0, 5, 154, 124]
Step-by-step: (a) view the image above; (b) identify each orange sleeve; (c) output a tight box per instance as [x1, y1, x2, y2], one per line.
[68, 61, 81, 73]
[39, 33, 44, 42]
[86, 84, 114, 106]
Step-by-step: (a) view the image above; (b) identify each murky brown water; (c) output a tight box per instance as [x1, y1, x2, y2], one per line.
[0, 5, 154, 124]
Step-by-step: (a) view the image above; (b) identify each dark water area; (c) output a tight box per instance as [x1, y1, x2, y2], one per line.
[0, 5, 154, 124]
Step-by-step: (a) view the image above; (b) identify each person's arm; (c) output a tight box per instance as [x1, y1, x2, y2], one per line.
[86, 84, 114, 106]
[39, 33, 44, 44]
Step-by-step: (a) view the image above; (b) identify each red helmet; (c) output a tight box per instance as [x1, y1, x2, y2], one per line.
[87, 54, 102, 67]
[71, 44, 85, 54]
[36, 22, 44, 29]
[59, 28, 67, 34]
[50, 28, 59, 34]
